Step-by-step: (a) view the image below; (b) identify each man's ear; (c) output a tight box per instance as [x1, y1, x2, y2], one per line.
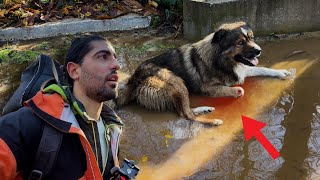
[212, 29, 228, 44]
[67, 62, 80, 81]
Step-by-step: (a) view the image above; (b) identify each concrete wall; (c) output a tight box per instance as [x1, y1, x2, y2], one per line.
[184, 0, 320, 40]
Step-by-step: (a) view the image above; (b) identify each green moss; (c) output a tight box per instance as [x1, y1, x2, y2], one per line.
[140, 43, 154, 52]
[0, 48, 40, 63]
[151, 16, 161, 28]
[33, 41, 50, 50]
[0, 49, 12, 62]
[139, 42, 176, 52]
[115, 41, 175, 56]
[51, 47, 68, 63]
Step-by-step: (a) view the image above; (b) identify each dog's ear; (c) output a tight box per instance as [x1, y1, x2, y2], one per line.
[212, 29, 228, 44]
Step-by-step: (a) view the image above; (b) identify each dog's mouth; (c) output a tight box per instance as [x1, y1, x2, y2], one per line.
[235, 55, 259, 66]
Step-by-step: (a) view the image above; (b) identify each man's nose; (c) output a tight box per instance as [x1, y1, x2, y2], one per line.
[112, 57, 121, 70]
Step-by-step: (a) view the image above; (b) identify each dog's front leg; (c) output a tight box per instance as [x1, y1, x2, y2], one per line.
[201, 84, 244, 98]
[245, 66, 291, 79]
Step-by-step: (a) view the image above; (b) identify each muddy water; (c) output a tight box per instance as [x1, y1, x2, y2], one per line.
[0, 30, 320, 180]
[116, 35, 320, 180]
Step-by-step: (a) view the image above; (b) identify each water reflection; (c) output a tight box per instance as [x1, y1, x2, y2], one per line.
[184, 90, 294, 180]
[166, 118, 204, 140]
[305, 105, 320, 179]
[118, 107, 198, 164]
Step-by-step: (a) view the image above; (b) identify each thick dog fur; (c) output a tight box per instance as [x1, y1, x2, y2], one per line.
[115, 22, 291, 125]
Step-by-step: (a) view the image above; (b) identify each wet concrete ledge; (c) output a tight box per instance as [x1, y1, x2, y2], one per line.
[184, 0, 320, 40]
[0, 13, 151, 42]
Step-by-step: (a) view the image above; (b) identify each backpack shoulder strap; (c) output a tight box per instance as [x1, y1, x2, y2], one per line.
[28, 124, 63, 180]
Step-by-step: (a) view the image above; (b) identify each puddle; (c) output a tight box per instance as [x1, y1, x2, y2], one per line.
[1, 29, 320, 180]
[118, 34, 320, 180]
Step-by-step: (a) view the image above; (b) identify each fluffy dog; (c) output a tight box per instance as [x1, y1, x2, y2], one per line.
[115, 22, 291, 125]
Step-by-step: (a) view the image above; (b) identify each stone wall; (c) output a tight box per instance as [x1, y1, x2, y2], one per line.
[184, 0, 320, 40]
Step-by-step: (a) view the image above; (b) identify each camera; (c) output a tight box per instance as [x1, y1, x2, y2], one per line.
[111, 158, 140, 179]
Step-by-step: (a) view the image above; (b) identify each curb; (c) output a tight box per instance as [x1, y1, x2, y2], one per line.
[0, 13, 151, 42]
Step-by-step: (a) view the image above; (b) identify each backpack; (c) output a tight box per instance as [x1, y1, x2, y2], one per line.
[2, 54, 64, 180]
[3, 54, 63, 114]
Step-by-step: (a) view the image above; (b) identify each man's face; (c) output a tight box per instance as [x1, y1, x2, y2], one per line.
[78, 40, 120, 102]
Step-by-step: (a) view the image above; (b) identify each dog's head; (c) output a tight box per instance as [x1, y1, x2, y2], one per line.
[212, 22, 261, 66]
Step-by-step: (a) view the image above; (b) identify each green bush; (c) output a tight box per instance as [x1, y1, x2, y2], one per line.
[153, 0, 182, 26]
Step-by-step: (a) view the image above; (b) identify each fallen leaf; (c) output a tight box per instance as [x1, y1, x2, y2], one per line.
[79, 13, 85, 19]
[84, 11, 91, 17]
[285, 50, 306, 58]
[21, 18, 28, 27]
[0, 9, 8, 18]
[25, 8, 40, 15]
[144, 4, 159, 15]
[164, 139, 169, 147]
[27, 14, 37, 26]
[141, 156, 148, 163]
[7, 4, 22, 12]
[48, 17, 58, 22]
[21, 11, 33, 18]
[143, 10, 153, 16]
[131, 8, 143, 13]
[149, 1, 158, 8]
[62, 7, 69, 15]
[165, 134, 173, 139]
[46, 1, 54, 12]
[97, 14, 112, 19]
[122, 0, 143, 9]
[109, 8, 123, 17]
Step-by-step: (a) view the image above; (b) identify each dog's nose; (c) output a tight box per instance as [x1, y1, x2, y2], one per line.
[252, 49, 261, 56]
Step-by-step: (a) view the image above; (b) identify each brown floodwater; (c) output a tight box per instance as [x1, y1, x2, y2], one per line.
[117, 33, 320, 180]
[0, 30, 320, 180]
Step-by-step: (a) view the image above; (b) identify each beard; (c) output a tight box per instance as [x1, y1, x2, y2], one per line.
[80, 67, 117, 102]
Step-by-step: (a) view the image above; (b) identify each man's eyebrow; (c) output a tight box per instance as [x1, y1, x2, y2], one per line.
[93, 50, 110, 56]
[94, 49, 117, 58]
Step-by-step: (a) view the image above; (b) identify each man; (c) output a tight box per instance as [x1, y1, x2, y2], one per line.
[0, 35, 125, 179]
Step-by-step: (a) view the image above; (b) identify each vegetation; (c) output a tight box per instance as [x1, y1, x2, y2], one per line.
[150, 0, 183, 28]
[0, 0, 183, 63]
[0, 48, 40, 63]
[0, 0, 158, 28]
[0, 0, 182, 28]
[115, 40, 176, 57]
[0, 38, 72, 63]
[0, 0, 182, 29]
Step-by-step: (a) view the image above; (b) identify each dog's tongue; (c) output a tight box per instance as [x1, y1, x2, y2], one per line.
[250, 57, 259, 66]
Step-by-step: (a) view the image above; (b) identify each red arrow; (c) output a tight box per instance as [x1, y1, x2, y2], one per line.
[241, 115, 280, 159]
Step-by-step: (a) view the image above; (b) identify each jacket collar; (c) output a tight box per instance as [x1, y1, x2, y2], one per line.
[25, 84, 124, 132]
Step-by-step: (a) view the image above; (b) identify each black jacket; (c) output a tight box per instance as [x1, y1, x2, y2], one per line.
[0, 90, 124, 180]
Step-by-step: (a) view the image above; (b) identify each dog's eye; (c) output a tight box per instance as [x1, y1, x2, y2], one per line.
[238, 41, 245, 45]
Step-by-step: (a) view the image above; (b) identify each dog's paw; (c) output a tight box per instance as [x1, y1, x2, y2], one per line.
[192, 106, 215, 116]
[276, 69, 292, 79]
[212, 119, 223, 126]
[232, 87, 244, 98]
